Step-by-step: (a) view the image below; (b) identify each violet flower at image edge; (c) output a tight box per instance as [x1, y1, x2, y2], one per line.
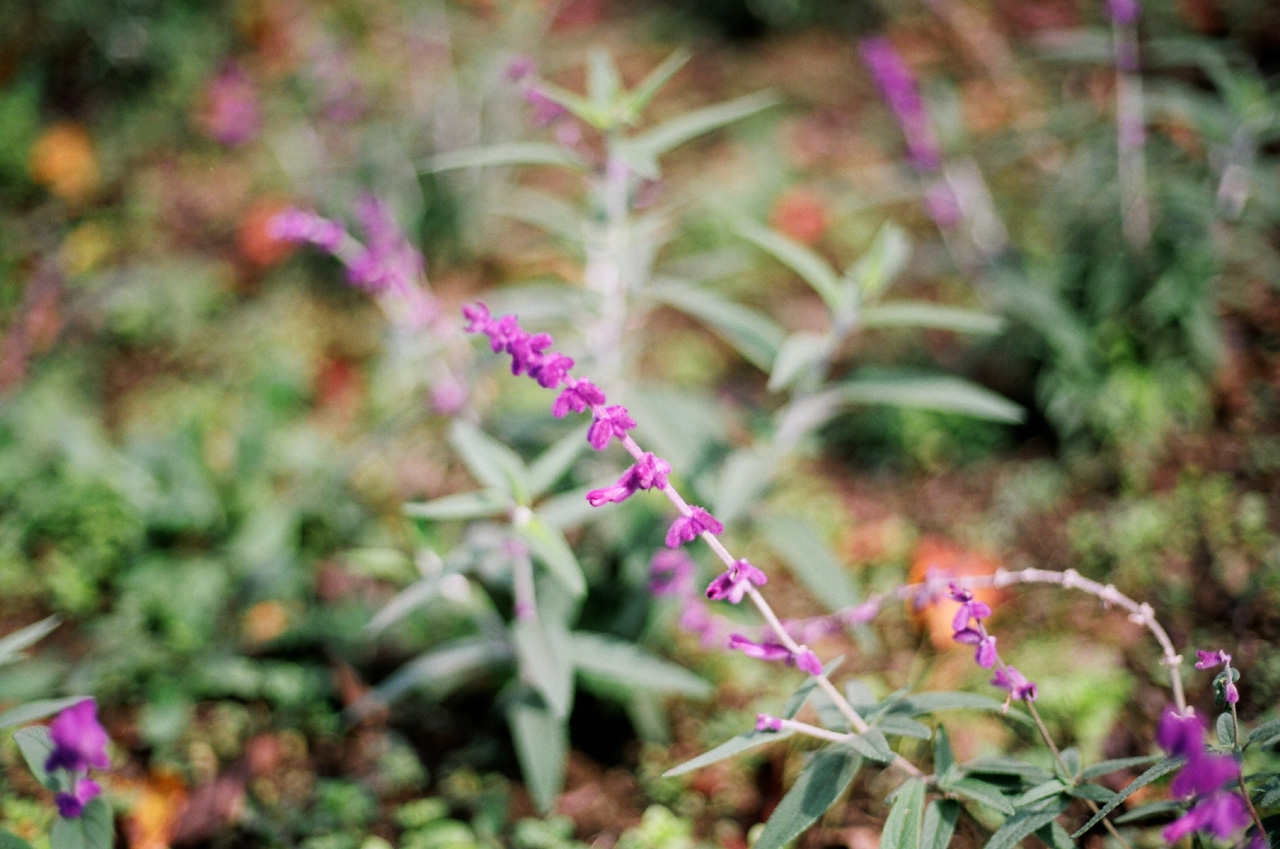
[45, 698, 110, 818]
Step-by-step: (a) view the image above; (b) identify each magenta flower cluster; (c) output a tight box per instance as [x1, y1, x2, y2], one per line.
[946, 584, 1037, 705]
[45, 699, 110, 819]
[1156, 708, 1252, 844]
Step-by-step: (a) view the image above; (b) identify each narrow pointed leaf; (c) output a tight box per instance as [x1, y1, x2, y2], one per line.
[753, 747, 863, 849]
[423, 142, 588, 173]
[847, 222, 910, 301]
[842, 728, 896, 763]
[528, 425, 590, 497]
[0, 616, 59, 665]
[1070, 756, 1183, 838]
[623, 49, 692, 118]
[734, 217, 841, 308]
[587, 48, 622, 112]
[921, 800, 960, 849]
[449, 420, 530, 500]
[404, 489, 508, 521]
[768, 331, 831, 392]
[0, 697, 90, 730]
[861, 302, 1005, 335]
[944, 777, 1015, 815]
[881, 778, 927, 849]
[513, 618, 574, 719]
[360, 637, 512, 712]
[13, 726, 55, 789]
[876, 714, 932, 740]
[626, 90, 780, 163]
[648, 280, 784, 370]
[566, 632, 711, 697]
[507, 692, 568, 814]
[782, 656, 843, 718]
[761, 515, 858, 612]
[983, 802, 1068, 849]
[664, 726, 794, 777]
[515, 515, 586, 597]
[1080, 754, 1162, 780]
[836, 374, 1025, 423]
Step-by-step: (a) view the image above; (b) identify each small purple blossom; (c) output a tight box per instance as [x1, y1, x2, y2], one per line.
[727, 634, 793, 664]
[1195, 649, 1231, 670]
[705, 559, 768, 604]
[270, 208, 347, 252]
[1157, 708, 1205, 759]
[843, 598, 882, 625]
[665, 506, 723, 548]
[46, 700, 110, 774]
[1164, 791, 1250, 844]
[54, 777, 101, 819]
[793, 648, 823, 676]
[1170, 751, 1240, 800]
[553, 377, 607, 418]
[587, 453, 671, 507]
[953, 628, 998, 668]
[649, 550, 695, 597]
[505, 55, 536, 82]
[755, 713, 785, 732]
[948, 584, 992, 631]
[587, 405, 636, 450]
[990, 665, 1037, 703]
[1157, 708, 1251, 845]
[524, 87, 567, 126]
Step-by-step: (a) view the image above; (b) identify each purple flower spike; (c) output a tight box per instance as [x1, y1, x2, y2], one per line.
[531, 352, 574, 389]
[727, 634, 792, 663]
[665, 506, 723, 548]
[524, 86, 567, 126]
[755, 713, 785, 732]
[844, 598, 882, 625]
[793, 648, 823, 676]
[462, 302, 492, 334]
[46, 700, 110, 773]
[270, 209, 347, 252]
[553, 377, 607, 418]
[859, 36, 942, 172]
[1171, 752, 1240, 799]
[587, 405, 636, 450]
[1157, 708, 1206, 759]
[990, 665, 1037, 703]
[508, 332, 554, 376]
[54, 777, 101, 819]
[705, 559, 768, 604]
[1195, 649, 1231, 670]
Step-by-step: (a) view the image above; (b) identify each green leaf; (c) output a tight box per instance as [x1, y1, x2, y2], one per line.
[1012, 780, 1067, 807]
[0, 616, 59, 665]
[877, 715, 933, 740]
[515, 515, 586, 597]
[49, 797, 114, 849]
[933, 726, 955, 778]
[881, 778, 927, 849]
[506, 692, 568, 814]
[842, 728, 896, 763]
[835, 374, 1025, 424]
[1247, 718, 1280, 749]
[713, 446, 780, 527]
[846, 223, 911, 302]
[753, 747, 863, 849]
[761, 515, 858, 612]
[621, 90, 780, 176]
[733, 217, 841, 309]
[982, 801, 1068, 849]
[586, 48, 623, 113]
[921, 800, 960, 849]
[527, 425, 589, 498]
[944, 777, 1015, 815]
[648, 279, 785, 371]
[1055, 748, 1081, 782]
[900, 691, 1012, 717]
[0, 697, 89, 730]
[361, 637, 512, 712]
[768, 331, 831, 392]
[403, 489, 508, 521]
[0, 831, 35, 849]
[861, 302, 1005, 335]
[960, 758, 1052, 780]
[1080, 754, 1162, 780]
[513, 618, 574, 719]
[423, 142, 589, 173]
[782, 657, 843, 718]
[622, 49, 691, 119]
[449, 421, 530, 502]
[663, 726, 794, 777]
[1216, 712, 1236, 747]
[1112, 799, 1187, 824]
[1033, 821, 1077, 849]
[566, 632, 711, 698]
[13, 726, 56, 789]
[1067, 784, 1115, 802]
[1070, 756, 1183, 838]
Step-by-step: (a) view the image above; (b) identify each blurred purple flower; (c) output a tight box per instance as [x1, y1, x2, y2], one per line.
[727, 634, 792, 663]
[199, 64, 260, 147]
[1164, 791, 1250, 844]
[1106, 0, 1141, 25]
[54, 777, 101, 819]
[1156, 704, 1252, 844]
[755, 713, 785, 732]
[954, 628, 998, 668]
[269, 209, 346, 252]
[649, 550, 695, 597]
[990, 665, 1037, 703]
[859, 37, 942, 172]
[844, 598, 882, 625]
[524, 87, 567, 126]
[1157, 708, 1205, 759]
[506, 55, 537, 82]
[46, 700, 109, 774]
[665, 506, 722, 548]
[705, 559, 768, 604]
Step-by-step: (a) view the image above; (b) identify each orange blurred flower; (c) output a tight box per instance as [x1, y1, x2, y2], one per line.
[29, 122, 99, 201]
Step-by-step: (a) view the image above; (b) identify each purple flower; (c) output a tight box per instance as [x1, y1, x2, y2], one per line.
[649, 550, 695, 597]
[524, 86, 567, 126]
[727, 634, 792, 663]
[755, 713, 785, 732]
[954, 628, 998, 668]
[531, 352, 574, 389]
[793, 648, 823, 676]
[990, 665, 1037, 703]
[859, 37, 942, 172]
[1171, 752, 1240, 799]
[843, 598, 882, 625]
[508, 332, 554, 376]
[198, 64, 260, 147]
[553, 377, 607, 418]
[505, 55, 536, 82]
[1106, 0, 1141, 26]
[462, 302, 492, 334]
[54, 777, 101, 819]
[587, 405, 636, 451]
[1195, 649, 1231, 670]
[1164, 791, 1250, 844]
[705, 559, 768, 604]
[45, 700, 110, 774]
[948, 584, 992, 631]
[269, 209, 347, 252]
[1157, 708, 1205, 759]
[587, 453, 671, 507]
[665, 506, 723, 548]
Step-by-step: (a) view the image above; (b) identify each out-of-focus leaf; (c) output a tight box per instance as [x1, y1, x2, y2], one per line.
[783, 657, 843, 718]
[515, 515, 586, 597]
[449, 421, 529, 501]
[861, 302, 1004, 335]
[753, 747, 863, 849]
[881, 778, 926, 849]
[836, 374, 1025, 423]
[528, 425, 590, 498]
[423, 143, 588, 173]
[1247, 718, 1280, 749]
[648, 279, 785, 371]
[733, 217, 841, 309]
[0, 831, 35, 849]
[984, 801, 1068, 849]
[1034, 821, 1077, 849]
[493, 188, 584, 248]
[1080, 754, 1162, 780]
[664, 726, 794, 777]
[877, 714, 932, 740]
[620, 90, 780, 177]
[1216, 712, 1235, 746]
[1070, 757, 1183, 838]
[1112, 799, 1185, 824]
[621, 386, 728, 473]
[49, 797, 113, 849]
[506, 692, 568, 814]
[13, 726, 55, 788]
[403, 490, 508, 521]
[922, 800, 960, 849]
[768, 331, 830, 392]
[587, 48, 623, 113]
[934, 726, 955, 778]
[761, 515, 858, 612]
[847, 223, 910, 303]
[1013, 780, 1067, 807]
[534, 486, 598, 531]
[567, 633, 711, 698]
[513, 618, 574, 719]
[0, 616, 60, 665]
[360, 637, 512, 711]
[842, 728, 896, 763]
[0, 697, 87, 730]
[622, 49, 692, 119]
[713, 446, 779, 526]
[901, 691, 1019, 716]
